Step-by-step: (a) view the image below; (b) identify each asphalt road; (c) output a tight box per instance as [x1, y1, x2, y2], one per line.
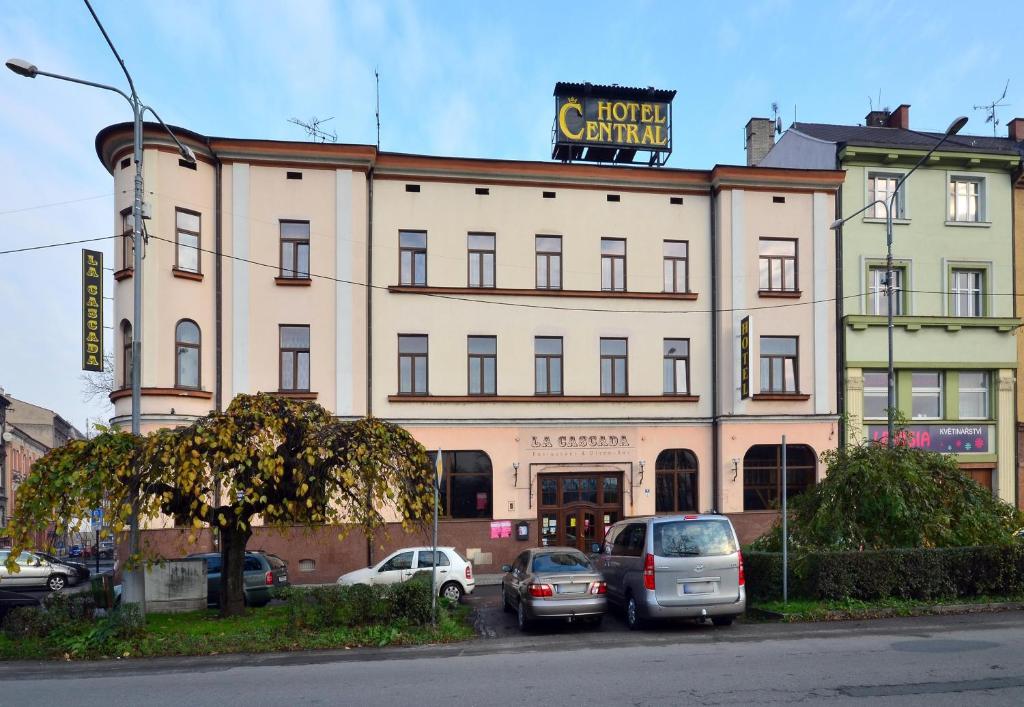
[2, 609, 1024, 705]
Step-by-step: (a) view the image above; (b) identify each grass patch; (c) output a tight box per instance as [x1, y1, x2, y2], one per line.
[0, 604, 474, 661]
[750, 593, 1024, 622]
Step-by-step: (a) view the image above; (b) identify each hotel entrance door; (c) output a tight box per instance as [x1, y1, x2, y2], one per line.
[538, 472, 623, 552]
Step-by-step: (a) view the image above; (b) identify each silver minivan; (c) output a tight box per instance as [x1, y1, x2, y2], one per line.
[594, 514, 745, 629]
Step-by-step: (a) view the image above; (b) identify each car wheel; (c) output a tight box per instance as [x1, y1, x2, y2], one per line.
[440, 581, 463, 603]
[712, 616, 735, 627]
[626, 595, 644, 630]
[517, 600, 532, 631]
[47, 574, 67, 592]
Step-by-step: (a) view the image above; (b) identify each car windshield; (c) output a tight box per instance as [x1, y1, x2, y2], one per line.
[653, 520, 738, 557]
[531, 552, 592, 574]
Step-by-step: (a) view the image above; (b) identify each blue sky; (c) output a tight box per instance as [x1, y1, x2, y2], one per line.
[1, 0, 1021, 432]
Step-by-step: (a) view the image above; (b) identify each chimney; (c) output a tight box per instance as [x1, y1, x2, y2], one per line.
[865, 110, 890, 127]
[886, 104, 910, 129]
[745, 117, 776, 166]
[1009, 118, 1024, 143]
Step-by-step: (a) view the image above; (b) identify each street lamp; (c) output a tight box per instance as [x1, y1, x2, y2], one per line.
[5, 1, 196, 614]
[830, 116, 968, 447]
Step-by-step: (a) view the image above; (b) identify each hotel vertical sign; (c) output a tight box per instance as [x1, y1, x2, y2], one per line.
[82, 249, 103, 372]
[740, 316, 750, 399]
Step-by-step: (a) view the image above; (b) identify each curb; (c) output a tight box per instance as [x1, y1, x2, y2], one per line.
[748, 600, 1024, 622]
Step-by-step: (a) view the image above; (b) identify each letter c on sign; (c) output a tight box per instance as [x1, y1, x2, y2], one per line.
[559, 101, 584, 140]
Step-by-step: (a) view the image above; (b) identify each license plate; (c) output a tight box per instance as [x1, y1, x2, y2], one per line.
[556, 584, 585, 594]
[279, 575, 287, 583]
[682, 582, 714, 595]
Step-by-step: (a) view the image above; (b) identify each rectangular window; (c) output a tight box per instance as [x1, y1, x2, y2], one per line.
[949, 177, 982, 222]
[958, 371, 989, 419]
[467, 233, 495, 288]
[399, 231, 427, 286]
[398, 334, 428, 395]
[868, 266, 905, 315]
[951, 269, 984, 317]
[534, 337, 563, 395]
[868, 173, 905, 218]
[911, 371, 943, 419]
[663, 240, 688, 293]
[120, 208, 134, 270]
[279, 221, 310, 279]
[536, 236, 562, 289]
[467, 336, 496, 396]
[759, 336, 797, 393]
[279, 325, 310, 391]
[601, 238, 626, 292]
[758, 239, 797, 292]
[663, 339, 690, 395]
[863, 370, 889, 419]
[175, 208, 201, 273]
[600, 338, 628, 395]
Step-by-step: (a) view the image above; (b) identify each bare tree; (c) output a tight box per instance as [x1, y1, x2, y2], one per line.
[80, 351, 115, 405]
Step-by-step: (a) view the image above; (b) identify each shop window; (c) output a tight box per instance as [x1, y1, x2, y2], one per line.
[655, 449, 698, 513]
[958, 371, 990, 419]
[743, 444, 816, 511]
[911, 371, 942, 419]
[863, 370, 889, 419]
[427, 450, 493, 519]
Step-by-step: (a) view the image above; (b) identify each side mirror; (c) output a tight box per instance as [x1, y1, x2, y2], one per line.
[501, 564, 512, 573]
[591, 543, 602, 554]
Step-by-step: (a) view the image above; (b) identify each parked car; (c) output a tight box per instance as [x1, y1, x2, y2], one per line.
[501, 547, 607, 631]
[67, 545, 83, 559]
[0, 550, 76, 591]
[187, 551, 289, 608]
[97, 541, 115, 559]
[35, 552, 90, 583]
[0, 589, 41, 620]
[337, 546, 475, 603]
[594, 514, 745, 629]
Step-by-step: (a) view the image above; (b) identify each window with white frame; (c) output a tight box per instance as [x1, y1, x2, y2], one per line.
[958, 371, 989, 419]
[758, 239, 797, 292]
[868, 265, 905, 315]
[863, 370, 889, 419]
[948, 176, 983, 222]
[867, 173, 905, 219]
[951, 269, 984, 317]
[911, 371, 942, 419]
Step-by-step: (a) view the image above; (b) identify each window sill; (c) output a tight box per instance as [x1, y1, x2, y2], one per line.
[751, 393, 811, 401]
[757, 289, 802, 299]
[109, 387, 213, 402]
[272, 390, 318, 399]
[113, 268, 133, 281]
[172, 268, 203, 282]
[387, 394, 699, 403]
[275, 277, 312, 286]
[388, 285, 698, 301]
[945, 220, 991, 228]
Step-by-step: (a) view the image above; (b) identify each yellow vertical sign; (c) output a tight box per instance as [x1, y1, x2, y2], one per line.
[740, 316, 750, 399]
[82, 249, 103, 372]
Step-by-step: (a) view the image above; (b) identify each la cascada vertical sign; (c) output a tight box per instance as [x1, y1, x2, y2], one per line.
[82, 249, 103, 372]
[551, 82, 676, 166]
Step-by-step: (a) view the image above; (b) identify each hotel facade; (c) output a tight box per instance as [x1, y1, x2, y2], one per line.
[96, 120, 843, 578]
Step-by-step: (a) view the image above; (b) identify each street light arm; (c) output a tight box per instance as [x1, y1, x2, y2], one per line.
[83, 0, 138, 100]
[32, 68, 133, 105]
[830, 199, 887, 230]
[892, 132, 956, 196]
[141, 105, 197, 163]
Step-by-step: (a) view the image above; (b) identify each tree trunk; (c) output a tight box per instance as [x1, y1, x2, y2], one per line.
[220, 525, 252, 618]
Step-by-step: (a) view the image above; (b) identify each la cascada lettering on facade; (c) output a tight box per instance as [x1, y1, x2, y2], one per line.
[531, 434, 631, 449]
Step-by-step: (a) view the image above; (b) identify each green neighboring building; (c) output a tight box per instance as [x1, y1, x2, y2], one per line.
[757, 105, 1022, 504]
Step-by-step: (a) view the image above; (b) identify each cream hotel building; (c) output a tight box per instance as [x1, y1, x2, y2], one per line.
[96, 85, 844, 574]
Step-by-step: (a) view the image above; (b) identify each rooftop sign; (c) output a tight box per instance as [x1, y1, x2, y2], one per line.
[552, 82, 675, 166]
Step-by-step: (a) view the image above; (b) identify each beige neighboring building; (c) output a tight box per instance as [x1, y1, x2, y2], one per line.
[95, 122, 842, 578]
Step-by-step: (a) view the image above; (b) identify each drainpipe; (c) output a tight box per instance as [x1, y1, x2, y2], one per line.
[365, 161, 375, 566]
[835, 175, 846, 449]
[710, 185, 720, 514]
[205, 136, 223, 553]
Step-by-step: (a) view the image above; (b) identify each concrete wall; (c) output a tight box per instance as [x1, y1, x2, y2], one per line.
[143, 558, 207, 613]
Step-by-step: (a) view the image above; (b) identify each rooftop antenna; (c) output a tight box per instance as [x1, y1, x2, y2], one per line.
[375, 67, 381, 150]
[973, 79, 1010, 137]
[288, 116, 337, 143]
[771, 101, 781, 134]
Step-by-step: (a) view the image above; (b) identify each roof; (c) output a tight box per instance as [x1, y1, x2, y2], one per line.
[553, 82, 676, 102]
[791, 122, 1021, 156]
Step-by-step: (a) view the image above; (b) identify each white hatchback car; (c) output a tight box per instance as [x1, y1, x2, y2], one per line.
[337, 546, 475, 602]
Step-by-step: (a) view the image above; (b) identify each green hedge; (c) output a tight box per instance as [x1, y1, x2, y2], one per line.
[745, 545, 1024, 602]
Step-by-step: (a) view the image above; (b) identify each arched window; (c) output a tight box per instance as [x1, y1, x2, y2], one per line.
[426, 450, 492, 519]
[743, 444, 816, 511]
[655, 449, 699, 513]
[120, 320, 133, 389]
[175, 319, 201, 389]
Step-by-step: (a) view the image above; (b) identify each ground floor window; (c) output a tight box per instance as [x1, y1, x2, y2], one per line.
[654, 449, 698, 513]
[743, 444, 816, 511]
[426, 450, 492, 518]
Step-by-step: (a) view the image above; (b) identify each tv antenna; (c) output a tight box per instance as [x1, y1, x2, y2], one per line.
[288, 116, 337, 143]
[375, 67, 381, 149]
[771, 102, 782, 135]
[973, 80, 1010, 137]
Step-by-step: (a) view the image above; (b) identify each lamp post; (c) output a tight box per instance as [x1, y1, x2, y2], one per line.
[6, 2, 195, 613]
[830, 116, 968, 447]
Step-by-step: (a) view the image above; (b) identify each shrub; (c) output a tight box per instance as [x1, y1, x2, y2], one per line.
[2, 606, 54, 639]
[387, 573, 434, 625]
[276, 576, 441, 631]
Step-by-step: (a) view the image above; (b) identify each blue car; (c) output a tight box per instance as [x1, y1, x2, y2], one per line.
[68, 545, 83, 558]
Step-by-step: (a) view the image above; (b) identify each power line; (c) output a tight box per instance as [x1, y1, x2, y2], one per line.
[0, 235, 119, 255]
[0, 193, 116, 216]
